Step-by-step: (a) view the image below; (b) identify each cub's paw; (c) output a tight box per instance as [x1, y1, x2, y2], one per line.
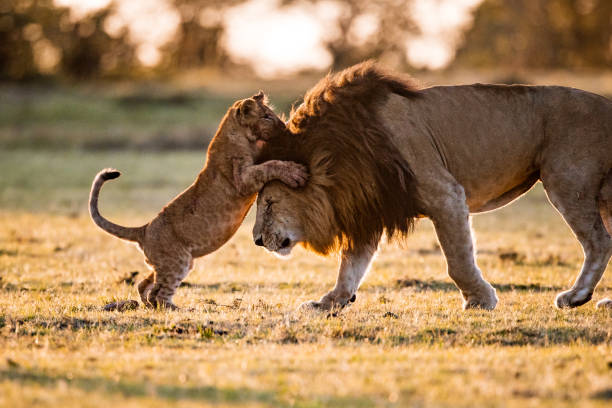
[280, 162, 309, 187]
[146, 298, 180, 311]
[555, 288, 592, 308]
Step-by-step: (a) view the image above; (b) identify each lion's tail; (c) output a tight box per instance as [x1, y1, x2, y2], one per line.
[89, 169, 146, 243]
[598, 168, 612, 236]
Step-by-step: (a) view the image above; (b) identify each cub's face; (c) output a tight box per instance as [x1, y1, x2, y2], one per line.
[233, 91, 286, 154]
[253, 181, 305, 257]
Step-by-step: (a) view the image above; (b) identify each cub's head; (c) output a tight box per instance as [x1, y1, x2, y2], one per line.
[227, 91, 286, 154]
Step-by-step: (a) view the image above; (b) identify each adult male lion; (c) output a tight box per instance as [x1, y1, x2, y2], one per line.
[252, 61, 612, 311]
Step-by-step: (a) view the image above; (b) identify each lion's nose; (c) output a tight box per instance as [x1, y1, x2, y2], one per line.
[280, 238, 291, 248]
[255, 236, 264, 246]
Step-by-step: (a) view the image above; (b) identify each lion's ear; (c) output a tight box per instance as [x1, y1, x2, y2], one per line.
[238, 98, 258, 124]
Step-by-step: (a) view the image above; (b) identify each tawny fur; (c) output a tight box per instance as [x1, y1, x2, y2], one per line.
[90, 92, 308, 309]
[253, 61, 612, 312]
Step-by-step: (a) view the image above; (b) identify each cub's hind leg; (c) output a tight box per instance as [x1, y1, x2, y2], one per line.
[145, 253, 193, 310]
[137, 272, 155, 306]
[542, 171, 612, 308]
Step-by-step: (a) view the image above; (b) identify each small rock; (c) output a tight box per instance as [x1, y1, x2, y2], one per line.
[104, 299, 139, 312]
[499, 251, 525, 264]
[6, 358, 19, 368]
[231, 298, 242, 309]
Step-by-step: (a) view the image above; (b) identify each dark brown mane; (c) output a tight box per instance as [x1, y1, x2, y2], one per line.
[259, 61, 422, 254]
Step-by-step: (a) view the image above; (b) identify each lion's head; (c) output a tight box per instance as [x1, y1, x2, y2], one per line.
[253, 170, 340, 257]
[253, 61, 421, 257]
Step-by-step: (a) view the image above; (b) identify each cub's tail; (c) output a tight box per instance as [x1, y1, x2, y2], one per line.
[89, 169, 146, 243]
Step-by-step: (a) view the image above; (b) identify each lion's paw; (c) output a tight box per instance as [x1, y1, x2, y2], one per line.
[463, 284, 498, 310]
[298, 294, 356, 314]
[596, 298, 612, 309]
[555, 288, 592, 308]
[298, 300, 332, 312]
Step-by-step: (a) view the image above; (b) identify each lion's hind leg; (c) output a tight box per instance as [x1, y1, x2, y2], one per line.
[542, 171, 612, 308]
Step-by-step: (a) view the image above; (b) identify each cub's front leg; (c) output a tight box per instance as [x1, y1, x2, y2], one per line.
[233, 159, 308, 196]
[300, 239, 379, 312]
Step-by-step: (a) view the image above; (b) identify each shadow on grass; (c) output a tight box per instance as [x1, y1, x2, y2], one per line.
[389, 325, 611, 347]
[0, 368, 375, 407]
[0, 368, 277, 405]
[6, 316, 237, 340]
[395, 279, 566, 292]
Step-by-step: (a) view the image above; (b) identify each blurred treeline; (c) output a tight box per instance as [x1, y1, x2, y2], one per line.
[1, 0, 611, 82]
[455, 0, 612, 70]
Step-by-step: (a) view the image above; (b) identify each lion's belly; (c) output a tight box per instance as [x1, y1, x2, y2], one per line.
[464, 171, 540, 213]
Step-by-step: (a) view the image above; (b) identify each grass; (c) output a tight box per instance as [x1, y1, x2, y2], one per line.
[0, 150, 610, 407]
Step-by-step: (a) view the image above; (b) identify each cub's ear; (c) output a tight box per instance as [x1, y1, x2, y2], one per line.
[252, 90, 267, 103]
[237, 98, 258, 124]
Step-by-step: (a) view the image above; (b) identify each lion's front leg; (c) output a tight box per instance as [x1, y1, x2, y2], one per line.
[428, 186, 498, 310]
[300, 239, 379, 312]
[233, 159, 308, 196]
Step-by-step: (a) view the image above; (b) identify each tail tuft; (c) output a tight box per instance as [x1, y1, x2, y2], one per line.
[100, 169, 121, 180]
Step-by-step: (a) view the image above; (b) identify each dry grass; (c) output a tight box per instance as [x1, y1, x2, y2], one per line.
[0, 151, 611, 407]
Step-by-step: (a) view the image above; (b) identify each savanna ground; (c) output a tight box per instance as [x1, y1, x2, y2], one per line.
[0, 77, 611, 407]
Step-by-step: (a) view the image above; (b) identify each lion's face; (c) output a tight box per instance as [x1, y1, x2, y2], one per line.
[253, 182, 305, 257]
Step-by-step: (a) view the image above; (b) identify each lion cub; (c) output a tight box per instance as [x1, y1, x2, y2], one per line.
[89, 92, 306, 309]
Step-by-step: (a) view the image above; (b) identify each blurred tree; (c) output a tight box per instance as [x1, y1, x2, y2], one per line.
[58, 8, 136, 79]
[0, 0, 137, 80]
[0, 0, 251, 80]
[284, 0, 418, 70]
[454, 0, 612, 70]
[0, 0, 61, 80]
[159, 0, 246, 72]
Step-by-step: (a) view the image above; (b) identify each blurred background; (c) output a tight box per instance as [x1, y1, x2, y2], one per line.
[1, 0, 611, 213]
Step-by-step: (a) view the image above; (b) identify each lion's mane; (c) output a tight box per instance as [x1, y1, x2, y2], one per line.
[259, 61, 422, 254]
